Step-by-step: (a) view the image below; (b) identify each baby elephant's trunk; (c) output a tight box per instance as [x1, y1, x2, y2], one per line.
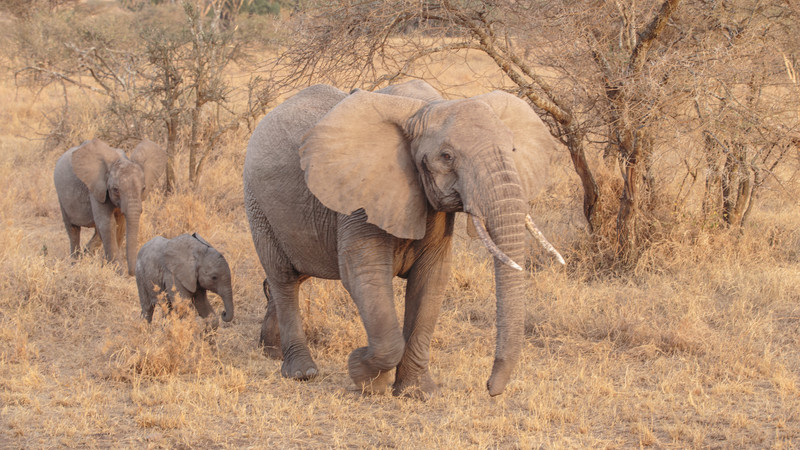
[220, 286, 234, 322]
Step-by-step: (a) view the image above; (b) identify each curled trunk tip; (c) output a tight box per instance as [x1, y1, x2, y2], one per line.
[470, 214, 523, 271]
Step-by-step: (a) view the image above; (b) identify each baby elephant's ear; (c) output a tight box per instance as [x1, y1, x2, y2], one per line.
[71, 140, 124, 203]
[164, 236, 198, 294]
[130, 140, 167, 200]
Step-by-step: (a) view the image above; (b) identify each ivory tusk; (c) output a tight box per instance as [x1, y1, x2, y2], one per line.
[525, 214, 566, 265]
[470, 215, 523, 272]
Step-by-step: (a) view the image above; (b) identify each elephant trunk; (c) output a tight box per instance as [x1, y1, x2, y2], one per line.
[220, 284, 234, 322]
[125, 204, 141, 277]
[468, 149, 527, 396]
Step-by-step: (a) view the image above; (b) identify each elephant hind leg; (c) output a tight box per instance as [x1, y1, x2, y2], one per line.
[259, 279, 283, 359]
[67, 225, 81, 258]
[84, 229, 102, 254]
[59, 205, 81, 258]
[272, 276, 318, 380]
[136, 277, 156, 323]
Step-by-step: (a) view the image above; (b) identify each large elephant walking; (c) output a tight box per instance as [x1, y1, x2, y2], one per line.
[54, 139, 167, 276]
[244, 81, 558, 397]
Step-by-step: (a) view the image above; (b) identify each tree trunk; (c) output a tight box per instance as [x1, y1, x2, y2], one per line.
[566, 129, 600, 232]
[702, 132, 723, 224]
[616, 128, 646, 263]
[189, 106, 200, 184]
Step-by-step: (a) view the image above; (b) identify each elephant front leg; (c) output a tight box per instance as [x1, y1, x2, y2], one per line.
[91, 201, 120, 269]
[394, 233, 453, 399]
[259, 279, 283, 359]
[338, 223, 405, 394]
[113, 210, 126, 252]
[192, 289, 220, 331]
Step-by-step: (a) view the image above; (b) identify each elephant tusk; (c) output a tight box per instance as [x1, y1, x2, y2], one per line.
[525, 215, 566, 265]
[470, 215, 523, 272]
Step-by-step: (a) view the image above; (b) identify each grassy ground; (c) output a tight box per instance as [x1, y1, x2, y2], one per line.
[1, 50, 800, 448]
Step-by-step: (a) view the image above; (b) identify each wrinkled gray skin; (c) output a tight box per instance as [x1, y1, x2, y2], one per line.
[54, 139, 167, 276]
[136, 233, 234, 326]
[244, 80, 555, 397]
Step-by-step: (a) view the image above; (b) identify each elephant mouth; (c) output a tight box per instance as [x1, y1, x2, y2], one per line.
[420, 155, 463, 212]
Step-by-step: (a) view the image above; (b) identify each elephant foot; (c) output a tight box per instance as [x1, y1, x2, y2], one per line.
[280, 346, 318, 380]
[348, 346, 402, 393]
[393, 371, 440, 400]
[355, 369, 394, 395]
[259, 320, 283, 360]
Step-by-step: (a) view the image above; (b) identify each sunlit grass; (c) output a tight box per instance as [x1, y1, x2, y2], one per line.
[1, 39, 799, 449]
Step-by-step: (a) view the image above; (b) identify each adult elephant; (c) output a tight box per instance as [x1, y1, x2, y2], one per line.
[54, 139, 167, 276]
[244, 80, 559, 397]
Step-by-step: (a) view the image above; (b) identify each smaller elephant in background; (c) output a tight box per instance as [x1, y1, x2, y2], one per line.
[54, 139, 167, 276]
[136, 233, 234, 327]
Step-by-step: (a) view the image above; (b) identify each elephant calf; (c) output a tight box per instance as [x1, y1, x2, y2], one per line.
[54, 139, 167, 276]
[135, 233, 234, 327]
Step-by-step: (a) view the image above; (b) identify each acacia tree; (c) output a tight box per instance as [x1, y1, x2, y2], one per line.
[12, 1, 272, 192]
[270, 0, 686, 260]
[685, 0, 800, 229]
[272, 0, 799, 262]
[272, 0, 600, 231]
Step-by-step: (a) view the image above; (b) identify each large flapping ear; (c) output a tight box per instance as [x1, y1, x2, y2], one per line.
[474, 91, 557, 202]
[376, 79, 443, 103]
[71, 140, 124, 203]
[300, 90, 430, 240]
[164, 235, 198, 294]
[129, 139, 167, 200]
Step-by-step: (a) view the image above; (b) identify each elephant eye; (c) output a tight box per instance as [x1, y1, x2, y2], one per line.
[440, 151, 454, 162]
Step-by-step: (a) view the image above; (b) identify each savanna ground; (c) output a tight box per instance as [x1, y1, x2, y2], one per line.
[2, 11, 800, 450]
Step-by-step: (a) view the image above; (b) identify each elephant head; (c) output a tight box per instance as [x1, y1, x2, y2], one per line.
[164, 233, 234, 323]
[71, 139, 167, 275]
[299, 89, 557, 395]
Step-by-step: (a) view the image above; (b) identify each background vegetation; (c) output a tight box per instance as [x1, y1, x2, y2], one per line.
[1, 0, 798, 447]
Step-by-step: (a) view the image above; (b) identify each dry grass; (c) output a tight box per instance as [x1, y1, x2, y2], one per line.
[1, 51, 800, 448]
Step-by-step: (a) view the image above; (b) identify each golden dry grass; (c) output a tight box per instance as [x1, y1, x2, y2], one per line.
[1, 50, 800, 448]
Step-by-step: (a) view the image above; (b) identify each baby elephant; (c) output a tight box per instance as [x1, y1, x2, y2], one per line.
[136, 233, 234, 326]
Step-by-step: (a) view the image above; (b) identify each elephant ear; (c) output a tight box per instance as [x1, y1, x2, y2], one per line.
[129, 139, 167, 200]
[164, 235, 198, 294]
[71, 140, 125, 203]
[300, 90, 430, 240]
[192, 232, 211, 247]
[474, 91, 557, 202]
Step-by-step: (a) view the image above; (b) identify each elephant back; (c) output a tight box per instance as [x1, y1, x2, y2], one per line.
[244, 85, 347, 175]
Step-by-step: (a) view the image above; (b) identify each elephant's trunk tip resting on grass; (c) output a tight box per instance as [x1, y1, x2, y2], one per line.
[244, 80, 565, 398]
